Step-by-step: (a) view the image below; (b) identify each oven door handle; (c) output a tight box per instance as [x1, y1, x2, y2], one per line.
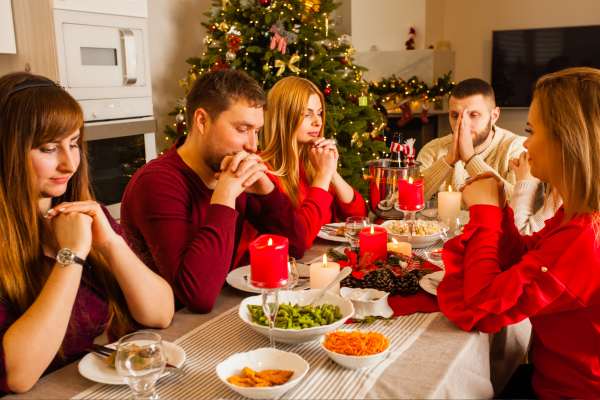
[120, 29, 137, 85]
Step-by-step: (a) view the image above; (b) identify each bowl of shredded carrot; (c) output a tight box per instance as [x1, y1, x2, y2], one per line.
[321, 330, 390, 369]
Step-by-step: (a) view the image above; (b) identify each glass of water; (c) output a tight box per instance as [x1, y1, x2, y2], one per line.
[344, 216, 369, 254]
[116, 331, 166, 400]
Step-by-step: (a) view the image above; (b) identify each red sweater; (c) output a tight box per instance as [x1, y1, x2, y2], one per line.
[438, 205, 600, 399]
[120, 147, 307, 313]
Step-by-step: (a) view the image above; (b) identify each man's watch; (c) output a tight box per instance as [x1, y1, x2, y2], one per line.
[56, 248, 86, 267]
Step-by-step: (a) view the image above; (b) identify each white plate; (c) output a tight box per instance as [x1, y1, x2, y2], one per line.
[226, 264, 310, 294]
[78, 341, 186, 385]
[317, 222, 349, 243]
[419, 270, 445, 296]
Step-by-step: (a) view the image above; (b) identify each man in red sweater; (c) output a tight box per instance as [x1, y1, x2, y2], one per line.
[120, 70, 307, 313]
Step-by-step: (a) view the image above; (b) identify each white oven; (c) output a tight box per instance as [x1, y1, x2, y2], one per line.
[53, 4, 152, 122]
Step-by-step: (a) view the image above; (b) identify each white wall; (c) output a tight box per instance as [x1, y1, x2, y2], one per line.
[441, 0, 600, 134]
[147, 0, 210, 150]
[351, 0, 426, 51]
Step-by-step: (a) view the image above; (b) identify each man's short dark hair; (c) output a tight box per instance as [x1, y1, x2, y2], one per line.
[185, 69, 266, 128]
[450, 78, 496, 105]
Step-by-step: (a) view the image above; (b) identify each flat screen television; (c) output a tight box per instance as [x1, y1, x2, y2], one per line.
[492, 25, 600, 107]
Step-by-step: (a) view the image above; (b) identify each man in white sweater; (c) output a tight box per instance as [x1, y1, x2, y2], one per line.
[417, 78, 526, 201]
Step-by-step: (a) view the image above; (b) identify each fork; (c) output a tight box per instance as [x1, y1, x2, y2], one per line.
[87, 343, 179, 369]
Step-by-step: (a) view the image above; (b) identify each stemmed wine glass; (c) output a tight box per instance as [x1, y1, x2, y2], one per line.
[249, 235, 289, 349]
[115, 331, 166, 400]
[344, 216, 369, 256]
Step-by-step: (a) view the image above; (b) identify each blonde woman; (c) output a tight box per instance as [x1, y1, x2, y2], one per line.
[0, 72, 174, 393]
[437, 67, 600, 398]
[260, 76, 366, 248]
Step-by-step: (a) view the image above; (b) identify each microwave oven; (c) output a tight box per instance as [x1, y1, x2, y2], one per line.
[85, 118, 157, 219]
[53, 8, 153, 122]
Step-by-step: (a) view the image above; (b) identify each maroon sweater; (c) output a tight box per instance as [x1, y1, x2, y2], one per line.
[120, 147, 307, 313]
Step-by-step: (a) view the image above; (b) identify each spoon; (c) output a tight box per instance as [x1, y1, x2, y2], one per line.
[309, 267, 353, 305]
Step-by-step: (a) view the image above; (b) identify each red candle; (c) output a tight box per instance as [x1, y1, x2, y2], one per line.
[359, 225, 388, 262]
[249, 235, 289, 289]
[398, 176, 424, 211]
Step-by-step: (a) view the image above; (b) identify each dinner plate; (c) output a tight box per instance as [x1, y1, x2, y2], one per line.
[419, 270, 445, 296]
[317, 222, 349, 243]
[78, 341, 186, 385]
[226, 264, 310, 294]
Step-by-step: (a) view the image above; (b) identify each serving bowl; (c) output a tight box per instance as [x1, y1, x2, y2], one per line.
[320, 331, 390, 369]
[216, 348, 309, 399]
[381, 220, 448, 248]
[239, 289, 354, 344]
[339, 287, 394, 320]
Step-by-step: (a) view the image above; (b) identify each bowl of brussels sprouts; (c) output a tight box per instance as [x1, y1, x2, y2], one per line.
[239, 290, 354, 344]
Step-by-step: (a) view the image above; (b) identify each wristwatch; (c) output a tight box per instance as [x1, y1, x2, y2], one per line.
[56, 248, 86, 267]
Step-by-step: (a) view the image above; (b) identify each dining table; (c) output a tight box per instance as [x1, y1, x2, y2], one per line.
[5, 238, 532, 399]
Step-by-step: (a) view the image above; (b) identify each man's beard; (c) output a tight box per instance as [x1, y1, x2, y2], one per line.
[472, 117, 493, 148]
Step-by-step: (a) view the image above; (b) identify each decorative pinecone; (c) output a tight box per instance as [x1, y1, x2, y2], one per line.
[393, 270, 420, 296]
[340, 275, 366, 289]
[363, 269, 397, 293]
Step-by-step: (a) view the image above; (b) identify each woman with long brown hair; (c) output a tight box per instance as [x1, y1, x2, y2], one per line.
[437, 67, 600, 397]
[0, 72, 174, 393]
[259, 76, 366, 248]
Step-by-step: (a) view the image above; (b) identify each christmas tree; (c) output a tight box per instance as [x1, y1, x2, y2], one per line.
[164, 0, 388, 196]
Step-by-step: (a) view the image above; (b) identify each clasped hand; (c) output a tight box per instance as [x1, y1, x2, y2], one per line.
[216, 151, 274, 197]
[460, 172, 507, 208]
[446, 109, 476, 165]
[309, 138, 338, 182]
[45, 201, 120, 259]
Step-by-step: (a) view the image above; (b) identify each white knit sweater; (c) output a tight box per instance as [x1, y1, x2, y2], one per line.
[510, 179, 561, 235]
[417, 126, 526, 200]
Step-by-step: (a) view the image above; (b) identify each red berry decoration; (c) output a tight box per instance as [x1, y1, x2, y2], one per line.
[259, 0, 271, 5]
[323, 86, 332, 96]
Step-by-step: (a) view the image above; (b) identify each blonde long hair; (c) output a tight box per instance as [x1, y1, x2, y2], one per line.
[0, 72, 133, 340]
[533, 67, 600, 223]
[261, 77, 325, 207]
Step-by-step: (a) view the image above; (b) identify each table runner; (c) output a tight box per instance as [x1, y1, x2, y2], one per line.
[73, 306, 437, 400]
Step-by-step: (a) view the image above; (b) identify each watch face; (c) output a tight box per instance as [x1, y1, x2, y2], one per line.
[56, 248, 75, 265]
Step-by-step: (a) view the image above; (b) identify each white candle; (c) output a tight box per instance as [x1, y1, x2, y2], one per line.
[387, 237, 412, 257]
[310, 254, 341, 292]
[438, 184, 462, 225]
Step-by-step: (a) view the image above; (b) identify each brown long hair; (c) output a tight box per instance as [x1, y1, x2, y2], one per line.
[533, 67, 600, 224]
[260, 77, 325, 206]
[0, 72, 133, 340]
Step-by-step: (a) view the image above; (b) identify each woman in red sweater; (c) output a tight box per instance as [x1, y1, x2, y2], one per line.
[437, 67, 600, 398]
[260, 76, 367, 248]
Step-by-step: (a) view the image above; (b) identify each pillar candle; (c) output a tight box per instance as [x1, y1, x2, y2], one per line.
[387, 238, 412, 257]
[398, 177, 425, 211]
[249, 234, 289, 289]
[310, 254, 341, 292]
[438, 185, 462, 224]
[359, 225, 388, 262]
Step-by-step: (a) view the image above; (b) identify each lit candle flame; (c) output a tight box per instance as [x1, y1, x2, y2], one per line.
[392, 237, 398, 244]
[408, 176, 414, 184]
[268, 237, 273, 246]
[322, 254, 328, 268]
[370, 224, 375, 234]
[448, 185, 453, 192]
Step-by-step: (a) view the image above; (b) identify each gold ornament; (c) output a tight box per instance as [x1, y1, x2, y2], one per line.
[304, 0, 321, 13]
[218, 22, 229, 32]
[274, 53, 301, 76]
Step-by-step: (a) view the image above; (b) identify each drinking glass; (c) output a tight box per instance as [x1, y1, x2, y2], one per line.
[115, 331, 166, 400]
[345, 216, 369, 254]
[439, 215, 463, 239]
[261, 289, 280, 348]
[286, 257, 299, 290]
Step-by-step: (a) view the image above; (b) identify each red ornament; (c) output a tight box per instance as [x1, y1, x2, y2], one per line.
[323, 86, 332, 96]
[211, 59, 230, 72]
[339, 57, 348, 65]
[259, 0, 271, 5]
[227, 34, 242, 52]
